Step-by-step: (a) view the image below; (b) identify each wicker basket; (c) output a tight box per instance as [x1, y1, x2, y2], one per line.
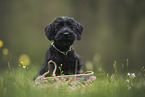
[34, 60, 95, 87]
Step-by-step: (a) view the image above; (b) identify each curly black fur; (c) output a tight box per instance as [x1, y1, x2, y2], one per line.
[34, 16, 83, 79]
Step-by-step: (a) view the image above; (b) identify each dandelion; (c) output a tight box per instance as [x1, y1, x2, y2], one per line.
[19, 54, 30, 66]
[2, 48, 9, 55]
[21, 61, 24, 64]
[0, 40, 3, 47]
[22, 65, 26, 69]
[59, 64, 63, 75]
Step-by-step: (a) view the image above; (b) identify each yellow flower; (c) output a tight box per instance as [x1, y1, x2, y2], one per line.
[21, 61, 24, 64]
[19, 54, 30, 66]
[60, 64, 63, 67]
[0, 40, 3, 47]
[22, 65, 26, 69]
[2, 48, 9, 55]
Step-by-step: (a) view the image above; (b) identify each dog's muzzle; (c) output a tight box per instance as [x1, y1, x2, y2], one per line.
[55, 27, 76, 40]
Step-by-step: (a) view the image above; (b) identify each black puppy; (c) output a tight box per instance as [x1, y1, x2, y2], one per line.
[34, 16, 83, 79]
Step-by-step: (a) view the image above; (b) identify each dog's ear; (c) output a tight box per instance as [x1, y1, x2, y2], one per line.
[76, 22, 83, 40]
[45, 23, 55, 41]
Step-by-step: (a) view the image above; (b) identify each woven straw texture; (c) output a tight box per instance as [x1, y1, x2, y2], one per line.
[34, 60, 95, 87]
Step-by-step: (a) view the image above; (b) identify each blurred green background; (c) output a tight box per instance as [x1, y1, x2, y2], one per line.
[0, 0, 145, 73]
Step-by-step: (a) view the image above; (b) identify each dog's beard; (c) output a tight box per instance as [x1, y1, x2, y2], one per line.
[53, 29, 76, 51]
[54, 39, 74, 52]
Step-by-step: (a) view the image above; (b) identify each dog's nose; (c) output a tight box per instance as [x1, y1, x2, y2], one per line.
[63, 32, 69, 36]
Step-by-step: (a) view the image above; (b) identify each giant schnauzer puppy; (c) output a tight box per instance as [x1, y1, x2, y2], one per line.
[34, 16, 83, 79]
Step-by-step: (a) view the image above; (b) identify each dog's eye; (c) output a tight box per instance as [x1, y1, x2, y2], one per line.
[58, 22, 64, 27]
[66, 22, 72, 27]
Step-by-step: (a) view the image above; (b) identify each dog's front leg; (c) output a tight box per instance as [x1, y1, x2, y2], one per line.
[33, 64, 48, 80]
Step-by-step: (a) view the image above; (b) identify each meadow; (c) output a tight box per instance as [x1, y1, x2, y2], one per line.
[1, 1, 145, 96]
[0, 63, 145, 97]
[0, 40, 145, 97]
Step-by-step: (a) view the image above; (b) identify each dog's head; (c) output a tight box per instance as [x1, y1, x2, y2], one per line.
[45, 16, 83, 42]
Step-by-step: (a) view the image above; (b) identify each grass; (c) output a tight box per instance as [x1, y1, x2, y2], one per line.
[0, 40, 144, 97]
[0, 40, 145, 97]
[0, 65, 145, 97]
